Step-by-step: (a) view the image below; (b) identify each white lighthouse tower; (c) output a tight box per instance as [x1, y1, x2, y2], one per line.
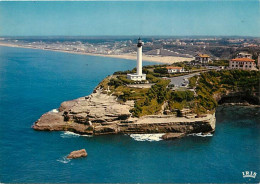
[127, 38, 146, 81]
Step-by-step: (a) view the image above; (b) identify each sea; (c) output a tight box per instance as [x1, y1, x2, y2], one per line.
[0, 46, 259, 183]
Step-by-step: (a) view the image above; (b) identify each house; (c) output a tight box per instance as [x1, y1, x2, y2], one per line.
[166, 66, 185, 73]
[194, 54, 210, 65]
[229, 58, 257, 71]
[237, 52, 252, 59]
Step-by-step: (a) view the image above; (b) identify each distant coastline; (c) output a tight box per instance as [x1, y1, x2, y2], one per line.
[0, 43, 193, 64]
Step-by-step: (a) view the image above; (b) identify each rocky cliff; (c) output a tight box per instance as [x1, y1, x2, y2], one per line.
[213, 90, 260, 106]
[33, 89, 216, 136]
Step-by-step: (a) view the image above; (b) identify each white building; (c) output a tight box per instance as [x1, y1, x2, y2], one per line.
[127, 38, 146, 81]
[194, 54, 210, 64]
[166, 66, 185, 73]
[237, 52, 252, 59]
[229, 58, 257, 70]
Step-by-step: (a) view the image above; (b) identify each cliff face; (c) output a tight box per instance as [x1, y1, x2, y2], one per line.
[33, 89, 216, 135]
[213, 91, 260, 105]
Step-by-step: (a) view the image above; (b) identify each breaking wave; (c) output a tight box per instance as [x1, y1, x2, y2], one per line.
[60, 131, 80, 138]
[129, 133, 164, 142]
[188, 132, 213, 137]
[60, 131, 92, 138]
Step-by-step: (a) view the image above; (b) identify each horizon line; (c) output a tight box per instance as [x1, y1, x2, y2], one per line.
[1, 35, 259, 38]
[0, 0, 257, 1]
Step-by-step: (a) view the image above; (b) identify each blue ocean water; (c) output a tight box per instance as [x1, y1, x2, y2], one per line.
[0, 46, 259, 183]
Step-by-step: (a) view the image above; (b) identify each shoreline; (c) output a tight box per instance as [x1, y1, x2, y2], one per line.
[0, 43, 193, 64]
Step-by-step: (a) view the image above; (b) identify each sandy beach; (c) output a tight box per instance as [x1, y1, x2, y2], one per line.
[0, 42, 193, 64]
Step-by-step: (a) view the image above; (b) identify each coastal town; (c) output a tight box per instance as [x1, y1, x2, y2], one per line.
[0, 36, 260, 63]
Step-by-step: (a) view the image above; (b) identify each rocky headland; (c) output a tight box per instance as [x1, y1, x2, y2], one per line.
[33, 88, 216, 137]
[33, 70, 259, 139]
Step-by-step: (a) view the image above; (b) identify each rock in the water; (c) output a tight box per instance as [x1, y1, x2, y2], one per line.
[67, 149, 87, 159]
[162, 133, 185, 140]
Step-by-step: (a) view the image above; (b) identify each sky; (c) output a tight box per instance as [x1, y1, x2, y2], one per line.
[0, 1, 259, 37]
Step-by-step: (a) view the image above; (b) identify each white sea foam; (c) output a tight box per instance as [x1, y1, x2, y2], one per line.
[50, 108, 58, 113]
[81, 134, 93, 137]
[60, 131, 92, 138]
[129, 133, 164, 142]
[60, 131, 80, 138]
[188, 132, 213, 137]
[57, 156, 71, 164]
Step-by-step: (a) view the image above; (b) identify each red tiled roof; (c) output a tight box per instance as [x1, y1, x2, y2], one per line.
[197, 54, 210, 58]
[231, 58, 255, 62]
[166, 66, 182, 69]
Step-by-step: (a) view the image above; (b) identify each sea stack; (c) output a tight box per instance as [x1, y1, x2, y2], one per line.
[127, 38, 146, 81]
[67, 149, 87, 159]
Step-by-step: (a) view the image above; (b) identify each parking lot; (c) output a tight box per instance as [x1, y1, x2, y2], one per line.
[169, 73, 200, 88]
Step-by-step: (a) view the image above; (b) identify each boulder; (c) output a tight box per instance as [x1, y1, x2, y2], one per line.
[162, 133, 185, 140]
[67, 149, 87, 159]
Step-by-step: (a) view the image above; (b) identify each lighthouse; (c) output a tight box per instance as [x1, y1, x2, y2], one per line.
[136, 37, 143, 76]
[127, 38, 146, 81]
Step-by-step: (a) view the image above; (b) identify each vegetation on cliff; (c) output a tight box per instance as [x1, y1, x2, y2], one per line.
[98, 68, 259, 117]
[114, 62, 205, 78]
[208, 60, 229, 66]
[191, 70, 260, 114]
